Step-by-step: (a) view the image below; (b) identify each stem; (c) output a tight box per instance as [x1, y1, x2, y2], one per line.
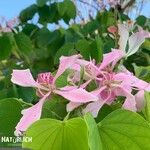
[17, 99, 33, 107]
[63, 112, 71, 121]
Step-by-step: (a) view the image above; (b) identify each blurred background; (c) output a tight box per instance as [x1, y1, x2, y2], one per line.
[0, 0, 150, 20]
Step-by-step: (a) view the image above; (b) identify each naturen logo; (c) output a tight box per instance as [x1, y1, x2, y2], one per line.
[1, 136, 32, 144]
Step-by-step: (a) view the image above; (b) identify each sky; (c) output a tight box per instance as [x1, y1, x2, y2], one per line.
[0, 0, 149, 20]
[0, 0, 35, 19]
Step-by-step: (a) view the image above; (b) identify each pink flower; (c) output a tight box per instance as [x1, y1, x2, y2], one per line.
[11, 55, 98, 136]
[118, 24, 150, 57]
[83, 64, 150, 117]
[0, 16, 19, 33]
[83, 71, 136, 117]
[66, 50, 150, 117]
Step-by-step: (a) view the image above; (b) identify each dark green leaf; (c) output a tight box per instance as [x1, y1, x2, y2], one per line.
[20, 4, 38, 23]
[75, 39, 91, 60]
[90, 37, 103, 63]
[136, 15, 147, 26]
[41, 95, 67, 119]
[37, 0, 49, 7]
[54, 43, 76, 64]
[35, 27, 51, 48]
[0, 35, 12, 60]
[62, 0, 76, 23]
[15, 32, 33, 55]
[38, 5, 51, 24]
[133, 64, 150, 82]
[0, 98, 22, 136]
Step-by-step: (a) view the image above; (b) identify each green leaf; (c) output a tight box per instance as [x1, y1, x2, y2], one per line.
[98, 109, 150, 150]
[57, 1, 67, 17]
[0, 98, 22, 136]
[62, 0, 76, 23]
[15, 32, 33, 55]
[23, 118, 88, 150]
[133, 64, 150, 82]
[75, 39, 91, 60]
[48, 29, 65, 56]
[17, 87, 36, 103]
[35, 27, 51, 48]
[95, 104, 113, 123]
[90, 37, 103, 63]
[37, 0, 49, 7]
[76, 38, 103, 62]
[55, 71, 68, 88]
[20, 4, 38, 23]
[97, 10, 115, 32]
[142, 39, 150, 51]
[41, 95, 67, 120]
[65, 28, 83, 43]
[38, 5, 51, 24]
[143, 92, 150, 123]
[84, 113, 102, 150]
[136, 15, 147, 26]
[0, 34, 12, 60]
[81, 20, 99, 35]
[22, 23, 39, 36]
[54, 43, 77, 65]
[48, 3, 61, 23]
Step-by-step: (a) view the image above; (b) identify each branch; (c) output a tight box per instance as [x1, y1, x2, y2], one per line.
[121, 0, 136, 11]
[76, 0, 99, 11]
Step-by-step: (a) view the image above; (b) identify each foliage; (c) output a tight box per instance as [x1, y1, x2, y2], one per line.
[0, 0, 150, 149]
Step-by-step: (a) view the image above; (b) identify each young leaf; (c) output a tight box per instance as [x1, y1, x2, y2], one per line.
[23, 118, 88, 150]
[98, 109, 150, 150]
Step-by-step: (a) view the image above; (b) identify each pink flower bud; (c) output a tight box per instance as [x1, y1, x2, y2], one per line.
[107, 25, 117, 34]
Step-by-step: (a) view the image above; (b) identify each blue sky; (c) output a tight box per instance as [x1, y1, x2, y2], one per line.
[0, 0, 35, 19]
[0, 0, 149, 20]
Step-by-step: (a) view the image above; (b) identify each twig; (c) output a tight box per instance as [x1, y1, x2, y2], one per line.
[76, 0, 99, 11]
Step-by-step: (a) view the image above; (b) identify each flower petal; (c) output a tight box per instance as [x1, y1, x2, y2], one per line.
[66, 102, 82, 112]
[14, 92, 50, 136]
[55, 88, 98, 103]
[135, 90, 145, 111]
[118, 24, 129, 52]
[115, 86, 136, 111]
[99, 49, 124, 70]
[83, 100, 105, 118]
[53, 55, 81, 83]
[11, 69, 38, 87]
[127, 30, 150, 57]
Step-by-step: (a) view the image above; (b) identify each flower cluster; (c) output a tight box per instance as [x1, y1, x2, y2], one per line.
[11, 23, 150, 136]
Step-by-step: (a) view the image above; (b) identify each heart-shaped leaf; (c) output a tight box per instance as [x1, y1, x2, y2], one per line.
[0, 98, 22, 136]
[98, 109, 150, 150]
[23, 118, 88, 150]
